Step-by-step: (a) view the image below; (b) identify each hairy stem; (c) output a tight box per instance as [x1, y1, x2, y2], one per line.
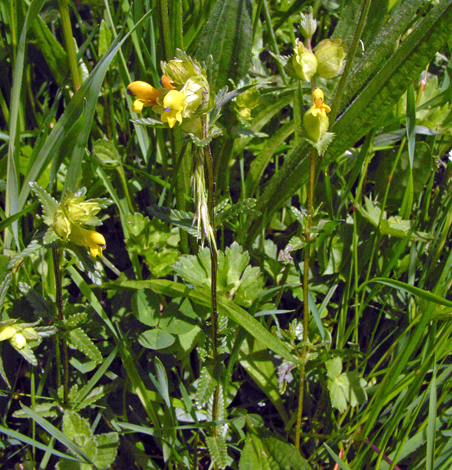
[296, 146, 316, 451]
[202, 119, 219, 437]
[52, 246, 68, 405]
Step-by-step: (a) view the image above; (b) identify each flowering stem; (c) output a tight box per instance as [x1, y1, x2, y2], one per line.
[295, 146, 316, 451]
[202, 119, 220, 435]
[52, 246, 69, 405]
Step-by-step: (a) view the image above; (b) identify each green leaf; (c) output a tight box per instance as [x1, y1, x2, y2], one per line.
[63, 410, 92, 442]
[98, 20, 112, 58]
[29, 182, 57, 226]
[206, 435, 228, 469]
[92, 139, 121, 168]
[68, 328, 102, 364]
[239, 335, 289, 423]
[174, 243, 264, 307]
[105, 279, 297, 363]
[326, 357, 367, 414]
[138, 329, 175, 350]
[31, 13, 69, 86]
[239, 433, 313, 470]
[0, 354, 11, 389]
[93, 433, 119, 470]
[131, 289, 161, 327]
[149, 205, 199, 238]
[196, 363, 219, 408]
[196, 0, 252, 91]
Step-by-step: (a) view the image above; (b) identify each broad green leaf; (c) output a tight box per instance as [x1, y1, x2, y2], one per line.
[63, 411, 92, 442]
[31, 13, 69, 85]
[196, 0, 252, 91]
[326, 357, 367, 414]
[239, 433, 313, 470]
[138, 329, 175, 350]
[131, 289, 160, 327]
[104, 279, 297, 363]
[93, 433, 119, 470]
[239, 335, 289, 423]
[174, 243, 264, 308]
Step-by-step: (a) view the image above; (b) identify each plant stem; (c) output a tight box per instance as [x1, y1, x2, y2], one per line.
[57, 0, 81, 92]
[202, 120, 219, 436]
[296, 146, 317, 451]
[52, 246, 68, 405]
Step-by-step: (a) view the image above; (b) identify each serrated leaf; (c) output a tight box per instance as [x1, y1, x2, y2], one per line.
[196, 364, 218, 408]
[215, 199, 258, 228]
[326, 357, 367, 413]
[0, 354, 11, 389]
[16, 345, 38, 367]
[149, 205, 199, 238]
[93, 433, 119, 469]
[131, 289, 160, 327]
[92, 139, 121, 168]
[173, 247, 211, 288]
[13, 402, 58, 418]
[130, 117, 167, 128]
[29, 182, 58, 226]
[0, 273, 12, 315]
[187, 126, 223, 147]
[7, 238, 43, 269]
[68, 328, 102, 364]
[206, 435, 228, 469]
[63, 410, 92, 443]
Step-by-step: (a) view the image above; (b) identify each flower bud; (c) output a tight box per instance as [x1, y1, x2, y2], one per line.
[314, 39, 346, 79]
[293, 39, 317, 82]
[236, 87, 260, 110]
[161, 58, 196, 85]
[10, 333, 26, 350]
[299, 7, 317, 40]
[303, 88, 331, 142]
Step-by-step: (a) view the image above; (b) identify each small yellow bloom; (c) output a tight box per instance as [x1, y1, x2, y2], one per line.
[10, 333, 26, 350]
[0, 326, 17, 341]
[303, 88, 331, 142]
[311, 88, 331, 117]
[69, 225, 106, 257]
[127, 81, 161, 114]
[160, 90, 185, 128]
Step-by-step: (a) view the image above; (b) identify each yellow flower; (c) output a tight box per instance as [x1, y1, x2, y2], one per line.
[160, 90, 185, 128]
[303, 88, 331, 141]
[127, 81, 161, 114]
[311, 88, 331, 117]
[10, 333, 26, 350]
[0, 326, 16, 341]
[68, 224, 106, 257]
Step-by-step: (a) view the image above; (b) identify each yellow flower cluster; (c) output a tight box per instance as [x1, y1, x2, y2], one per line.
[127, 52, 210, 129]
[54, 192, 107, 257]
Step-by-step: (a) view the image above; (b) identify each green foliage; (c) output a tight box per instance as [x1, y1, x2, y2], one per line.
[2, 0, 452, 468]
